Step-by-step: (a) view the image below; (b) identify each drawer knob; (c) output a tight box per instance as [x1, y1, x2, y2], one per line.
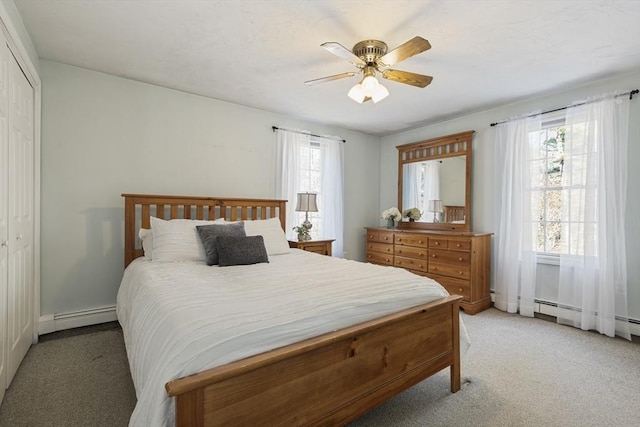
[419, 240, 423, 244]
[458, 257, 463, 261]
[432, 254, 437, 258]
[367, 255, 371, 258]
[456, 243, 461, 248]
[459, 271, 463, 275]
[458, 288, 463, 292]
[435, 241, 440, 245]
[419, 252, 424, 256]
[386, 258, 390, 262]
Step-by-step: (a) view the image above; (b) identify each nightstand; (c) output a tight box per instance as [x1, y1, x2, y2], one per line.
[288, 239, 335, 256]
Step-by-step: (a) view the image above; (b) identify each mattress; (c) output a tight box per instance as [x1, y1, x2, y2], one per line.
[117, 249, 470, 426]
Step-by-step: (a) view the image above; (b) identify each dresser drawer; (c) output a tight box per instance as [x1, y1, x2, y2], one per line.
[394, 256, 428, 272]
[367, 230, 394, 244]
[394, 232, 428, 247]
[394, 245, 427, 259]
[428, 261, 470, 279]
[429, 249, 470, 265]
[429, 237, 471, 252]
[429, 274, 471, 301]
[367, 241, 393, 255]
[366, 251, 394, 266]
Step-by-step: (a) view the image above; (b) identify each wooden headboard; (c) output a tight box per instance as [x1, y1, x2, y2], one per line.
[122, 194, 287, 267]
[444, 205, 465, 223]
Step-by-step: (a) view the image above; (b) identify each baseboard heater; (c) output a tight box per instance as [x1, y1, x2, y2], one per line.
[490, 291, 640, 336]
[39, 305, 117, 335]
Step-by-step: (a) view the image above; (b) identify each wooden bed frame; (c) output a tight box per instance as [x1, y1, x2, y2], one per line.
[122, 193, 462, 426]
[444, 205, 466, 223]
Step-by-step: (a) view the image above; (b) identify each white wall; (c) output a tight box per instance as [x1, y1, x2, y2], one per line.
[380, 70, 640, 320]
[40, 60, 380, 318]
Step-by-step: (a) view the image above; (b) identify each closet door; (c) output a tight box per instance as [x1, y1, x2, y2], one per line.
[0, 36, 8, 403]
[5, 43, 34, 388]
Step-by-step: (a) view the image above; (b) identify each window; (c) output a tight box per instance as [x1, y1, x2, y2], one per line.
[297, 140, 322, 240]
[531, 117, 566, 256]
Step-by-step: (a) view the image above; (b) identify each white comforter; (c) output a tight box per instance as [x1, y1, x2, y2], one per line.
[117, 249, 470, 426]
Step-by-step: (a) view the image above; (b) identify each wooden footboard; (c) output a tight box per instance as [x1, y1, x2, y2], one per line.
[166, 295, 462, 426]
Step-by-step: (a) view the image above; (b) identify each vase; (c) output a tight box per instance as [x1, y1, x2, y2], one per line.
[386, 218, 395, 229]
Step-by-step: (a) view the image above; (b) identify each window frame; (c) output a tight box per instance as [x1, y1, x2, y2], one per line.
[532, 113, 566, 265]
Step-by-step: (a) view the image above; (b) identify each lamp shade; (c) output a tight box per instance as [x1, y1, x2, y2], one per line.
[428, 199, 443, 213]
[295, 192, 318, 212]
[347, 84, 366, 103]
[371, 83, 389, 103]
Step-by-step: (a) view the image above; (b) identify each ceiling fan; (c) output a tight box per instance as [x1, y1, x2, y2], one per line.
[305, 36, 433, 104]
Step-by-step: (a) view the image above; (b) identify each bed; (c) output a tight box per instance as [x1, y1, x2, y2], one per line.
[117, 193, 468, 426]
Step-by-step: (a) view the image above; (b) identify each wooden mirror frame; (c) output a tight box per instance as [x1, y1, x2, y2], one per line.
[397, 130, 474, 232]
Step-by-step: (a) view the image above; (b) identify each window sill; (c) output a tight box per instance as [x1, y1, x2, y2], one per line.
[536, 253, 560, 266]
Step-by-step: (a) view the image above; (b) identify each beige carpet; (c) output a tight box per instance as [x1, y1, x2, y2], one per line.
[0, 309, 638, 426]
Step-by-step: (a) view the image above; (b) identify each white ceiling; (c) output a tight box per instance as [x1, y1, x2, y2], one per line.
[14, 0, 640, 136]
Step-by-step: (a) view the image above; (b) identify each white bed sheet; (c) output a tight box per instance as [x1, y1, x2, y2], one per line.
[117, 249, 470, 427]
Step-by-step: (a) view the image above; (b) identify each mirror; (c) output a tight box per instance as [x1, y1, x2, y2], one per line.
[397, 130, 474, 231]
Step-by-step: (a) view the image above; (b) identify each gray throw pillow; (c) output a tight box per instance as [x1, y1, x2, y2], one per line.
[196, 222, 246, 265]
[216, 235, 269, 267]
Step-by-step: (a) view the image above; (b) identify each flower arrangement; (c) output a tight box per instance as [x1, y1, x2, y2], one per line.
[402, 207, 422, 221]
[381, 207, 402, 222]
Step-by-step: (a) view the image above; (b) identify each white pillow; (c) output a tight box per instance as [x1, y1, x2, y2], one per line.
[244, 217, 291, 256]
[150, 217, 226, 262]
[139, 228, 153, 259]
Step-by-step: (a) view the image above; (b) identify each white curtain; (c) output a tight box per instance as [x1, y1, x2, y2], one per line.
[275, 129, 309, 238]
[423, 161, 440, 222]
[320, 138, 344, 257]
[494, 113, 541, 316]
[275, 128, 344, 257]
[403, 162, 421, 214]
[557, 93, 631, 339]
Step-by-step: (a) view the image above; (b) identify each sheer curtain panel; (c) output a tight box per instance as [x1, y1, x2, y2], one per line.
[403, 162, 420, 214]
[557, 93, 631, 339]
[494, 113, 541, 316]
[275, 128, 344, 256]
[275, 129, 309, 238]
[320, 138, 344, 257]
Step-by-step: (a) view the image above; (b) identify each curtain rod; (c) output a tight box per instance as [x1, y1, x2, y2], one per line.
[489, 89, 638, 127]
[271, 126, 346, 143]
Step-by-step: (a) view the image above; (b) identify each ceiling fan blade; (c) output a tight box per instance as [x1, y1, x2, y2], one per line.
[377, 36, 431, 67]
[321, 42, 366, 67]
[382, 69, 433, 88]
[304, 72, 358, 86]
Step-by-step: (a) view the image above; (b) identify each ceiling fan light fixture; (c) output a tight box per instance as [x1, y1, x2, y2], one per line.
[347, 83, 366, 103]
[371, 83, 389, 103]
[361, 74, 379, 95]
[308, 36, 433, 105]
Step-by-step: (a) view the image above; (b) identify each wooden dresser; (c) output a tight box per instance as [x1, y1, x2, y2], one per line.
[365, 227, 492, 314]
